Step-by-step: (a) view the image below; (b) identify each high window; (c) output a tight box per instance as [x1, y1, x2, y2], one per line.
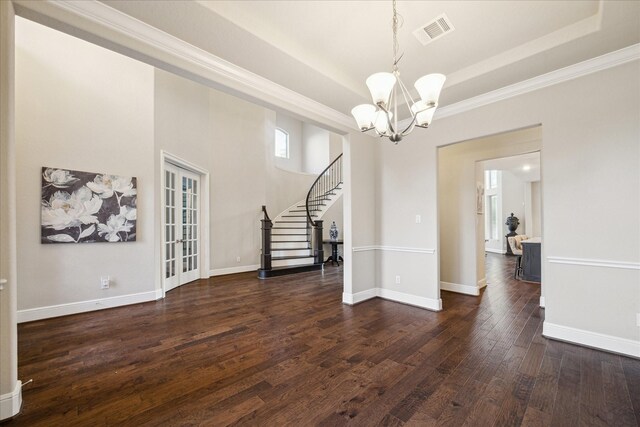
[485, 170, 502, 242]
[275, 128, 289, 159]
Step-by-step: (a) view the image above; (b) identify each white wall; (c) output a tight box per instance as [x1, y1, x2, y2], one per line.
[302, 122, 330, 174]
[531, 181, 542, 237]
[15, 18, 156, 314]
[438, 127, 541, 291]
[502, 170, 526, 237]
[370, 60, 639, 356]
[0, 0, 19, 419]
[344, 132, 378, 300]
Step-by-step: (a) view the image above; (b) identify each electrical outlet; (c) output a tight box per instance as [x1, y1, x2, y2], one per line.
[236, 256, 241, 263]
[100, 276, 110, 289]
[395, 275, 401, 285]
[415, 214, 421, 224]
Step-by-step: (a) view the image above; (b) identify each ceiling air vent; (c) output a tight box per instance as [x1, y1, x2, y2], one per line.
[413, 13, 454, 46]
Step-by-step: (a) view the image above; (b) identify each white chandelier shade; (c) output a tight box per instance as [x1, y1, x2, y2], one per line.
[411, 101, 437, 127]
[374, 110, 393, 134]
[414, 73, 446, 106]
[366, 72, 397, 106]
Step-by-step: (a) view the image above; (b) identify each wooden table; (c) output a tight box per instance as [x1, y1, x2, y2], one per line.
[323, 240, 343, 266]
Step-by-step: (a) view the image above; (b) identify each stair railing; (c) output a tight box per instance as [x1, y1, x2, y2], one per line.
[260, 205, 272, 271]
[305, 153, 343, 263]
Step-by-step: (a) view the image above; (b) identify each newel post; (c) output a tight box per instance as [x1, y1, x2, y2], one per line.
[313, 220, 324, 264]
[261, 218, 273, 270]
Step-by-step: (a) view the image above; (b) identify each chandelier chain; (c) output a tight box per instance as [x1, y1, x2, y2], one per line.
[392, 0, 399, 72]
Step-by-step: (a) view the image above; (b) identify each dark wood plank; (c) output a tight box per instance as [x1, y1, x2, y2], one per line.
[6, 254, 639, 426]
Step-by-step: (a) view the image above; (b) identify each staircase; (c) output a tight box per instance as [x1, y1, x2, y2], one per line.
[259, 154, 343, 278]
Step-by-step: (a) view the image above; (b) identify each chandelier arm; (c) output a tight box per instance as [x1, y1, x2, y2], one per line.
[377, 103, 397, 135]
[400, 115, 418, 136]
[396, 76, 416, 107]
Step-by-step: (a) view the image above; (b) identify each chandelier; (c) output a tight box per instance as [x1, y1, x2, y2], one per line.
[351, 0, 446, 144]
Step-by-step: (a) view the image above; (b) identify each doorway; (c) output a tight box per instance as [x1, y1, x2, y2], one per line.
[161, 152, 210, 294]
[479, 152, 542, 285]
[437, 125, 543, 300]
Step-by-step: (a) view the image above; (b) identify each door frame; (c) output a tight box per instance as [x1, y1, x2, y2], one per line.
[159, 150, 210, 298]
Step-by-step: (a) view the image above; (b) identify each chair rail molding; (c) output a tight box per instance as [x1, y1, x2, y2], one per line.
[352, 245, 436, 254]
[547, 256, 640, 270]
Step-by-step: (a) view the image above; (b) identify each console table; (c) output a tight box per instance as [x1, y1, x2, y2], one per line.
[521, 237, 541, 282]
[323, 240, 343, 266]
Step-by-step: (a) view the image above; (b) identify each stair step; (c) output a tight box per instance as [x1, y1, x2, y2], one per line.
[273, 221, 308, 224]
[272, 226, 308, 229]
[272, 247, 311, 251]
[272, 255, 315, 268]
[273, 248, 312, 257]
[272, 241, 311, 249]
[272, 255, 314, 261]
[282, 215, 317, 218]
[297, 204, 326, 208]
[289, 209, 320, 213]
[272, 234, 309, 242]
[258, 263, 322, 279]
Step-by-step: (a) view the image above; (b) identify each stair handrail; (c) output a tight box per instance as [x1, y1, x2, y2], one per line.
[261, 205, 271, 221]
[305, 153, 343, 227]
[259, 205, 273, 272]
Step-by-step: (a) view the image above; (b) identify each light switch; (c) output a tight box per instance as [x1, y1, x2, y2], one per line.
[415, 215, 421, 224]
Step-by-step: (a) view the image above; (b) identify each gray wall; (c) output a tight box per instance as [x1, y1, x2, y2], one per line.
[355, 60, 640, 353]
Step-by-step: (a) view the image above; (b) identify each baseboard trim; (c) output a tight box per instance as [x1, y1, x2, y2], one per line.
[543, 321, 640, 358]
[0, 381, 22, 421]
[343, 288, 442, 311]
[440, 281, 480, 296]
[485, 248, 506, 254]
[477, 278, 487, 290]
[539, 296, 545, 308]
[209, 264, 260, 277]
[17, 291, 158, 323]
[378, 288, 442, 311]
[342, 289, 377, 305]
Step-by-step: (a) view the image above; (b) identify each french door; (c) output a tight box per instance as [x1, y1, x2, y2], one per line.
[164, 163, 201, 292]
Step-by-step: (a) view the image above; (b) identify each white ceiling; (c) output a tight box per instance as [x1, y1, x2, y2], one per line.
[103, 0, 640, 118]
[482, 152, 541, 182]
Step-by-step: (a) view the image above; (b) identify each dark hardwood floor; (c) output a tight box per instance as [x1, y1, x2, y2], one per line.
[6, 254, 639, 426]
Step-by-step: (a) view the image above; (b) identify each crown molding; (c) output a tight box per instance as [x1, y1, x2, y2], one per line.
[14, 2, 639, 131]
[436, 43, 640, 119]
[16, 0, 356, 133]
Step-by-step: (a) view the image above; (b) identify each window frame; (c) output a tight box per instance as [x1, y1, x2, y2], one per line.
[275, 128, 290, 159]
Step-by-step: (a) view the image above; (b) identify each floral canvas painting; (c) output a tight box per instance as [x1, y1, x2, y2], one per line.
[41, 167, 137, 243]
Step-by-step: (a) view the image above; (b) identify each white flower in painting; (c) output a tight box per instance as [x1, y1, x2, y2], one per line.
[87, 174, 136, 199]
[97, 212, 133, 242]
[119, 205, 137, 221]
[42, 168, 79, 188]
[41, 186, 103, 230]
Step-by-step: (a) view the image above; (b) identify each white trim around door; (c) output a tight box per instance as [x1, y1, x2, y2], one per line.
[160, 151, 210, 298]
